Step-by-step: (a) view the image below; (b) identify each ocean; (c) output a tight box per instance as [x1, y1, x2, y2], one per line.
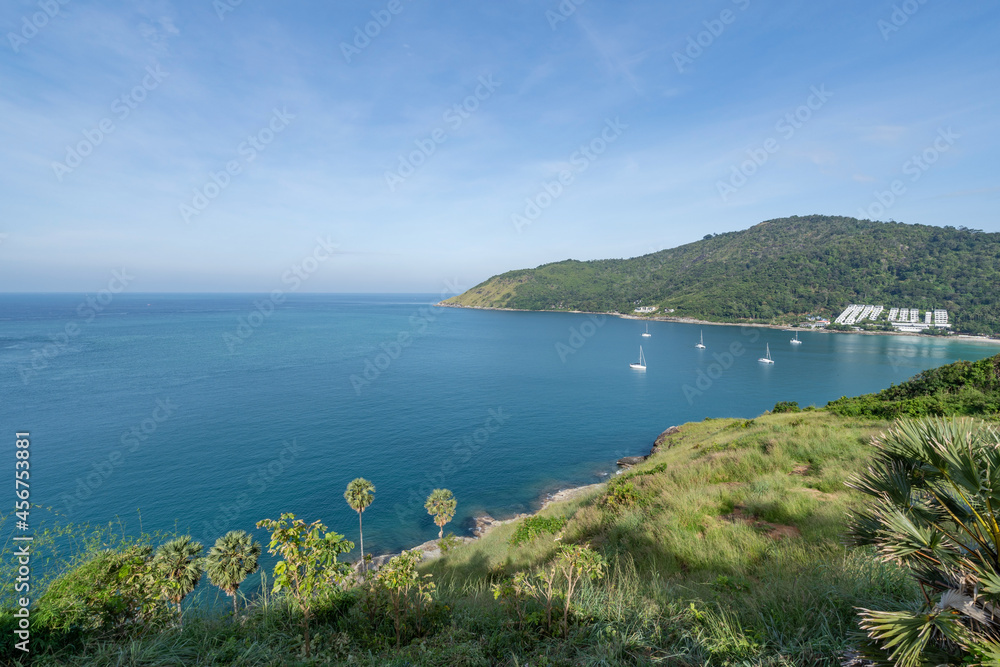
[2, 293, 996, 584]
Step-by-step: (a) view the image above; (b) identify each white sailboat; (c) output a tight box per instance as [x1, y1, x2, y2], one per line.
[642, 323, 651, 338]
[630, 346, 646, 370]
[758, 344, 774, 364]
[695, 330, 706, 349]
[790, 332, 802, 345]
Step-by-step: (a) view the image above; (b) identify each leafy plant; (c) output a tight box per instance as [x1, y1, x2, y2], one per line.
[256, 513, 354, 658]
[601, 479, 648, 511]
[438, 532, 459, 554]
[376, 550, 436, 647]
[205, 530, 261, 617]
[772, 401, 801, 413]
[491, 571, 537, 630]
[509, 516, 567, 546]
[553, 545, 607, 636]
[425, 489, 457, 540]
[846, 418, 1000, 666]
[32, 543, 168, 639]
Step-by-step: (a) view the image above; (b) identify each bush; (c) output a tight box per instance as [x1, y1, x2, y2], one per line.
[509, 516, 568, 547]
[600, 480, 649, 511]
[828, 354, 1000, 419]
[32, 543, 170, 640]
[772, 401, 800, 413]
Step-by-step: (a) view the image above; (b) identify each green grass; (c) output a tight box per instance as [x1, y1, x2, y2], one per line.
[7, 411, 918, 666]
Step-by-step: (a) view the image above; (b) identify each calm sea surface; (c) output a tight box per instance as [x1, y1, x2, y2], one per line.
[2, 293, 997, 581]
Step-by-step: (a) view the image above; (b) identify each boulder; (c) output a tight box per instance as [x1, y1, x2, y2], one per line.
[616, 456, 647, 468]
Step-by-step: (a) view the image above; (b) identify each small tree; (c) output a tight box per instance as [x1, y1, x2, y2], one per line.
[377, 550, 423, 647]
[424, 489, 456, 539]
[256, 513, 354, 659]
[554, 544, 606, 636]
[152, 536, 204, 624]
[847, 418, 1000, 666]
[344, 478, 375, 573]
[205, 530, 261, 617]
[492, 571, 535, 630]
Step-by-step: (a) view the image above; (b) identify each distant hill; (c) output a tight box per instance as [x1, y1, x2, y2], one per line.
[827, 352, 1000, 419]
[445, 215, 1000, 334]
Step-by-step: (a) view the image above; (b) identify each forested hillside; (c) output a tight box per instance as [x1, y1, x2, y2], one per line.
[446, 216, 1000, 334]
[827, 352, 1000, 418]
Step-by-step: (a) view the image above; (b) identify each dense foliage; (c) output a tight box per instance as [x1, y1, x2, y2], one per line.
[828, 353, 1000, 419]
[447, 216, 1000, 334]
[507, 516, 567, 546]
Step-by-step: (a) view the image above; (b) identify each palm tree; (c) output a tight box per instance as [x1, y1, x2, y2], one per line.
[847, 418, 1000, 665]
[344, 478, 375, 573]
[153, 536, 204, 623]
[424, 488, 456, 540]
[205, 530, 261, 616]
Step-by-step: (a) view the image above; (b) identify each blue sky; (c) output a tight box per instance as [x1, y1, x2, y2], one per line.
[2, 0, 998, 292]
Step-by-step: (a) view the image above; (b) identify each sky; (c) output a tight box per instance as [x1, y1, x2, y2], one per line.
[1, 0, 998, 293]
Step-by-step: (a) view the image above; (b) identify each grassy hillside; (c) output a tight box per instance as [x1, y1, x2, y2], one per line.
[446, 215, 1000, 334]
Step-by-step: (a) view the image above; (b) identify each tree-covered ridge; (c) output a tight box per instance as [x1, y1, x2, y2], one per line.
[827, 352, 1000, 419]
[447, 215, 1000, 334]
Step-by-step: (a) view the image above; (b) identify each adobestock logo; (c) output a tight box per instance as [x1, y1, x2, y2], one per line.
[385, 75, 501, 192]
[179, 107, 295, 224]
[7, 0, 71, 53]
[51, 64, 169, 182]
[511, 118, 627, 234]
[340, 0, 415, 63]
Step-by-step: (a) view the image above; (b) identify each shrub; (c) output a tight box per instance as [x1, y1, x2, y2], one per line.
[32, 543, 169, 641]
[772, 401, 801, 413]
[509, 516, 568, 546]
[600, 480, 648, 512]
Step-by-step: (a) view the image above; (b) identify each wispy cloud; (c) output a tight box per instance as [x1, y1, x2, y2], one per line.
[1, 1, 998, 291]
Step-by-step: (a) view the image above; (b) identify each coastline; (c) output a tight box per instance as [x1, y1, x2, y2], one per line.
[369, 481, 608, 569]
[372, 426, 680, 568]
[438, 302, 1000, 344]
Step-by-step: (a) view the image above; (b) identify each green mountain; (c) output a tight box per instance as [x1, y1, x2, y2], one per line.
[445, 215, 1000, 334]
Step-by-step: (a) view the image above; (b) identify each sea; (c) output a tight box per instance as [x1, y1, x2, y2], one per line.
[2, 293, 997, 596]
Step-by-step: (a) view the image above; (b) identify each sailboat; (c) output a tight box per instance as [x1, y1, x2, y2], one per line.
[790, 332, 802, 345]
[642, 323, 651, 338]
[695, 330, 706, 349]
[630, 346, 646, 370]
[758, 344, 774, 364]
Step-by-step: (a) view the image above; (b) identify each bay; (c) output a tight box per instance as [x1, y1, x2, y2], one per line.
[2, 293, 997, 567]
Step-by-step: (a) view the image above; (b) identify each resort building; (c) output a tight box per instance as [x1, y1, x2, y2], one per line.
[833, 304, 953, 332]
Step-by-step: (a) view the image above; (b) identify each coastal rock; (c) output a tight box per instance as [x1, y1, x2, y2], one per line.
[616, 456, 647, 468]
[361, 536, 475, 574]
[473, 514, 498, 536]
[652, 425, 682, 453]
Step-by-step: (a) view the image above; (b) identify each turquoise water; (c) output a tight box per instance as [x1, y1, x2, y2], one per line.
[2, 293, 997, 565]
